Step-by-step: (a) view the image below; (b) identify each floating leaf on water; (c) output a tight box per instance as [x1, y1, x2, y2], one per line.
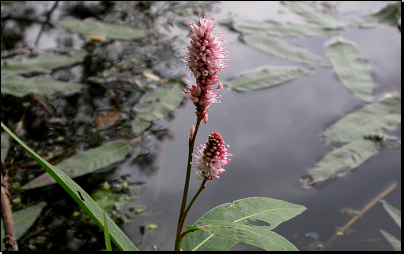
[243, 33, 331, 67]
[96, 109, 121, 130]
[308, 140, 380, 185]
[233, 20, 336, 37]
[142, 71, 161, 82]
[21, 140, 132, 189]
[356, 2, 401, 28]
[226, 67, 313, 92]
[1, 75, 84, 97]
[182, 197, 306, 251]
[131, 80, 186, 134]
[380, 229, 401, 251]
[323, 93, 401, 144]
[282, 1, 344, 29]
[326, 37, 374, 102]
[1, 51, 86, 75]
[57, 17, 146, 40]
[87, 35, 107, 41]
[1, 202, 46, 251]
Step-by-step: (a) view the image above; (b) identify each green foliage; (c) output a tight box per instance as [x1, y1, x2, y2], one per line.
[232, 20, 336, 37]
[57, 17, 146, 40]
[323, 93, 401, 143]
[1, 131, 10, 162]
[380, 201, 401, 251]
[308, 140, 380, 185]
[131, 80, 186, 134]
[1, 74, 84, 97]
[103, 208, 112, 251]
[356, 2, 401, 28]
[21, 140, 133, 190]
[282, 1, 343, 29]
[1, 202, 46, 251]
[182, 197, 306, 251]
[1, 122, 138, 251]
[327, 38, 374, 101]
[226, 67, 313, 92]
[243, 33, 331, 66]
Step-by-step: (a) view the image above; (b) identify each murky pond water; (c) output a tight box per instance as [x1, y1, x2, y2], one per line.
[1, 1, 400, 251]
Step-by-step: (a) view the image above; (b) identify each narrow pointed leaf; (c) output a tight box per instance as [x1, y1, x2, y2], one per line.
[226, 67, 313, 92]
[1, 51, 86, 75]
[308, 140, 380, 185]
[380, 229, 401, 251]
[21, 140, 132, 189]
[282, 1, 343, 29]
[1, 131, 10, 162]
[103, 208, 112, 251]
[57, 17, 146, 40]
[131, 80, 186, 134]
[323, 93, 401, 143]
[233, 20, 336, 37]
[327, 38, 374, 101]
[1, 122, 138, 251]
[243, 33, 331, 66]
[1, 202, 46, 251]
[182, 197, 306, 251]
[356, 2, 401, 28]
[1, 75, 84, 97]
[381, 201, 401, 228]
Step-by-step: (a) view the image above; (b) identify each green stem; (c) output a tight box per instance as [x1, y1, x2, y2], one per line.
[174, 118, 202, 251]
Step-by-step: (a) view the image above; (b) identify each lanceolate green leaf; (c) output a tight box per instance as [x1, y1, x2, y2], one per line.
[57, 17, 146, 40]
[21, 140, 132, 190]
[226, 67, 313, 92]
[327, 38, 373, 101]
[308, 140, 380, 185]
[356, 2, 401, 28]
[323, 93, 401, 143]
[1, 202, 46, 251]
[380, 229, 401, 251]
[1, 51, 86, 75]
[382, 201, 401, 228]
[282, 1, 343, 29]
[1, 122, 138, 251]
[233, 20, 336, 37]
[182, 197, 306, 251]
[1, 75, 84, 97]
[243, 33, 331, 67]
[1, 131, 10, 162]
[132, 80, 186, 134]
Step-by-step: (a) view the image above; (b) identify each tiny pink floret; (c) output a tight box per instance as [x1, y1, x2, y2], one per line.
[183, 14, 229, 123]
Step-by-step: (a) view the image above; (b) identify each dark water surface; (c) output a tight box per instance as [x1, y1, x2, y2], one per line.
[1, 1, 400, 251]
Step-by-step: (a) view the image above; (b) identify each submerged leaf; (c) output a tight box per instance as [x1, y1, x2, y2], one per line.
[1, 202, 46, 251]
[131, 80, 186, 134]
[380, 229, 401, 251]
[327, 38, 374, 101]
[282, 1, 343, 29]
[1, 75, 84, 97]
[21, 140, 132, 189]
[323, 93, 401, 143]
[233, 20, 336, 37]
[57, 17, 146, 40]
[356, 2, 401, 28]
[1, 131, 10, 162]
[226, 67, 313, 92]
[308, 140, 380, 185]
[243, 33, 331, 66]
[182, 197, 306, 251]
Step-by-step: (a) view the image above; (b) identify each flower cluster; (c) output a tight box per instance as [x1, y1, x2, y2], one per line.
[183, 14, 228, 124]
[193, 132, 232, 180]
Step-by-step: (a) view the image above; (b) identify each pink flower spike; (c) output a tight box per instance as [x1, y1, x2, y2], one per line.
[192, 132, 232, 180]
[183, 14, 229, 123]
